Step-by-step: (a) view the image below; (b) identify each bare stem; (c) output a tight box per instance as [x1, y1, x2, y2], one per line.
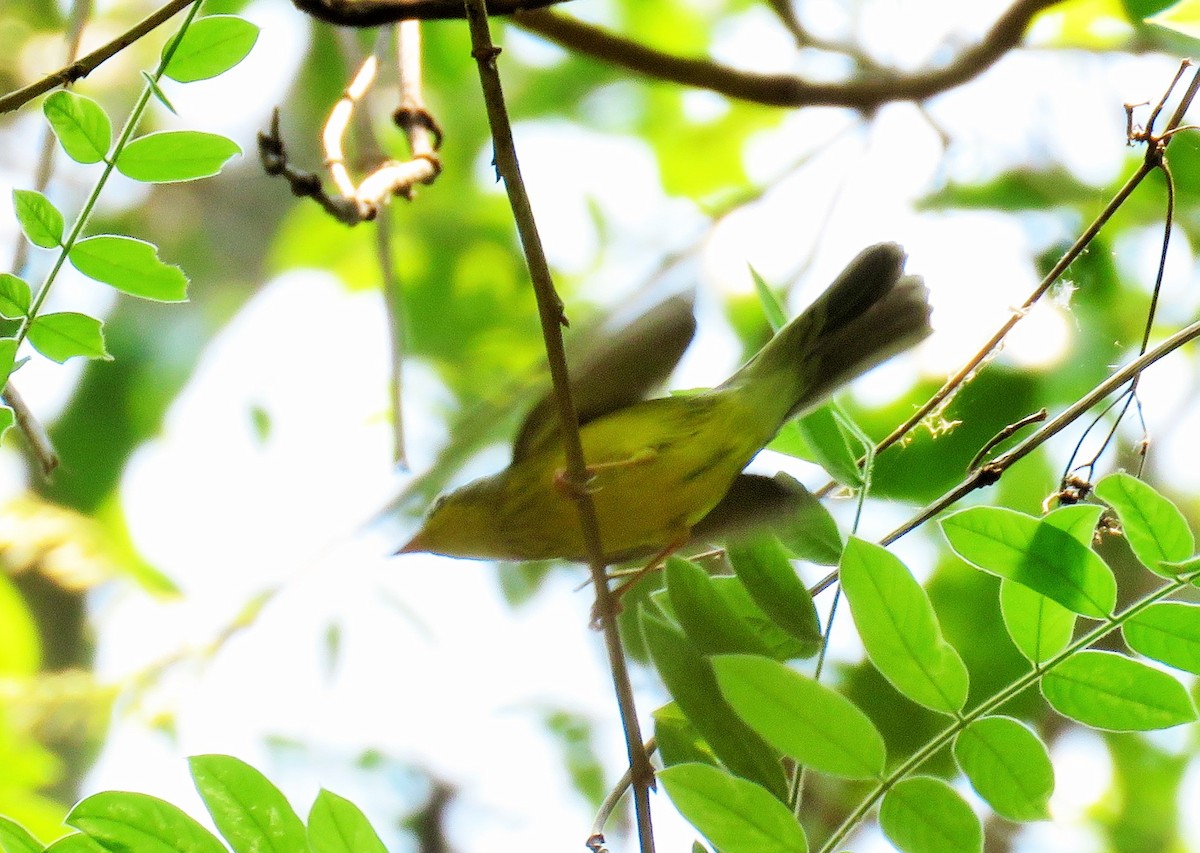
[460, 3, 654, 850]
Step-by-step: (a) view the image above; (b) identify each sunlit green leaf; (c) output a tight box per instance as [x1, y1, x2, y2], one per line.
[12, 189, 63, 248]
[796, 404, 862, 487]
[658, 763, 808, 853]
[69, 235, 188, 302]
[142, 71, 177, 114]
[653, 702, 718, 769]
[164, 15, 260, 82]
[1041, 650, 1197, 731]
[0, 570, 40, 674]
[667, 557, 780, 658]
[1095, 472, 1194, 577]
[0, 337, 18, 390]
[307, 789, 388, 853]
[0, 405, 13, 441]
[999, 579, 1075, 665]
[713, 654, 886, 780]
[841, 537, 969, 714]
[879, 776, 982, 853]
[27, 312, 111, 363]
[1124, 602, 1200, 674]
[43, 90, 111, 164]
[0, 816, 42, 853]
[0, 274, 31, 319]
[1147, 0, 1200, 37]
[954, 716, 1053, 821]
[942, 506, 1117, 618]
[189, 754, 307, 853]
[640, 609, 788, 799]
[43, 834, 105, 852]
[66, 791, 226, 853]
[727, 537, 821, 652]
[116, 131, 241, 183]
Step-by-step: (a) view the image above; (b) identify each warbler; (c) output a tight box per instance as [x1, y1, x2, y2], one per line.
[399, 243, 932, 564]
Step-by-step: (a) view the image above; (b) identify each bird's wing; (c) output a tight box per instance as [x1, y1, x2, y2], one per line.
[512, 294, 696, 463]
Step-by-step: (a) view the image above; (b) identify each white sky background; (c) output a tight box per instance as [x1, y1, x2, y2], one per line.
[5, 0, 1200, 851]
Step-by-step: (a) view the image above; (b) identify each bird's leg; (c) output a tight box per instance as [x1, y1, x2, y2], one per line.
[589, 531, 689, 629]
[553, 448, 658, 497]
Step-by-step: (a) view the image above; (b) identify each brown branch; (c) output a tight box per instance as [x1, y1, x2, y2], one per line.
[293, 0, 572, 27]
[461, 3, 655, 851]
[514, 0, 1066, 109]
[0, 0, 199, 115]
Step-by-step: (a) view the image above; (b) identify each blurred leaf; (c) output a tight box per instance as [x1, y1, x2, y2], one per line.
[1000, 579, 1076, 665]
[750, 266, 786, 332]
[189, 754, 307, 853]
[841, 537, 969, 714]
[953, 716, 1053, 821]
[658, 763, 808, 853]
[0, 406, 12, 440]
[1041, 650, 1197, 730]
[42, 834, 104, 852]
[12, 189, 63, 249]
[942, 507, 1117, 617]
[918, 166, 1102, 212]
[713, 654, 886, 780]
[1146, 0, 1200, 36]
[0, 338, 17, 389]
[66, 791, 226, 853]
[640, 608, 788, 799]
[27, 313, 111, 363]
[727, 537, 821, 651]
[1124, 602, 1200, 674]
[43, 91, 111, 164]
[0, 571, 41, 674]
[0, 275, 31, 319]
[70, 236, 189, 302]
[116, 131, 241, 183]
[879, 776, 983, 853]
[307, 789, 388, 853]
[164, 15, 260, 82]
[1095, 472, 1194, 576]
[543, 710, 606, 808]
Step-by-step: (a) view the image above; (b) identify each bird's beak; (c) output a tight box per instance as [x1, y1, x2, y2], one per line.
[395, 531, 427, 555]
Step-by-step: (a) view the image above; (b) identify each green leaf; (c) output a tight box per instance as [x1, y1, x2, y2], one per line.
[942, 506, 1117, 618]
[1044, 503, 1105, 544]
[12, 189, 63, 248]
[1147, 1, 1200, 37]
[727, 538, 821, 652]
[640, 609, 788, 799]
[658, 763, 808, 853]
[1095, 473, 1194, 577]
[0, 337, 18, 389]
[840, 537, 969, 714]
[796, 404, 862, 487]
[189, 754, 307, 853]
[307, 789, 388, 853]
[69, 235, 189, 302]
[0, 406, 13, 441]
[999, 579, 1075, 665]
[879, 776, 983, 853]
[0, 815, 42, 853]
[164, 15, 260, 82]
[1124, 602, 1200, 674]
[654, 702, 718, 769]
[142, 70, 178, 114]
[709, 576, 813, 660]
[770, 475, 843, 565]
[66, 790, 226, 853]
[43, 90, 111, 164]
[1041, 650, 1197, 731]
[713, 654, 886, 780]
[42, 834, 105, 852]
[750, 266, 787, 332]
[667, 557, 779, 658]
[27, 312, 111, 363]
[116, 131, 241, 183]
[0, 274, 31, 319]
[953, 716, 1053, 821]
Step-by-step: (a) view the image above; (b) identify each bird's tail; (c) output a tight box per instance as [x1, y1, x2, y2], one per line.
[722, 243, 932, 422]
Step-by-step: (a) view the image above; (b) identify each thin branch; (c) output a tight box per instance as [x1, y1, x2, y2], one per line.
[460, 3, 655, 850]
[513, 0, 1066, 110]
[0, 0, 199, 115]
[293, 0, 572, 27]
[809, 313, 1200, 596]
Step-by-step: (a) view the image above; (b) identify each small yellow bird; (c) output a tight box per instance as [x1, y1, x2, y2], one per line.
[399, 243, 932, 564]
